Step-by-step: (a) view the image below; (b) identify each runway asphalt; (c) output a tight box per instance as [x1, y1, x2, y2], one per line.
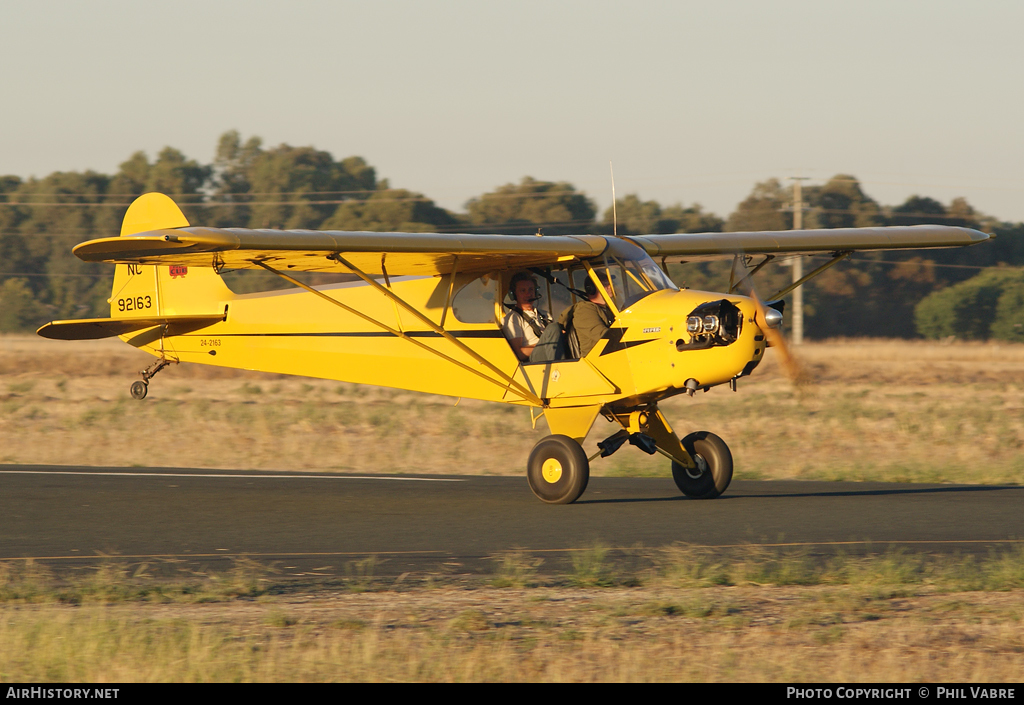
[2, 466, 1021, 576]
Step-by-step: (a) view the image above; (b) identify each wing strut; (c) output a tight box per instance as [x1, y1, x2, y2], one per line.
[439, 255, 458, 329]
[729, 255, 774, 294]
[327, 254, 544, 406]
[769, 251, 851, 301]
[252, 260, 543, 407]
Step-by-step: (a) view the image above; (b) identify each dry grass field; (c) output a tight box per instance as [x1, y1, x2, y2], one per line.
[2, 335, 1022, 485]
[1, 548, 1023, 682]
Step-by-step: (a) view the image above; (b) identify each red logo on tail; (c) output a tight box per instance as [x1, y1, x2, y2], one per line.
[169, 265, 188, 278]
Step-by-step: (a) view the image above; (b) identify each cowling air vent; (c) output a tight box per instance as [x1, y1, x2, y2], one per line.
[676, 299, 743, 351]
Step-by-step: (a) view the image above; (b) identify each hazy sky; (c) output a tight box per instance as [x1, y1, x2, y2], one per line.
[3, 0, 1022, 222]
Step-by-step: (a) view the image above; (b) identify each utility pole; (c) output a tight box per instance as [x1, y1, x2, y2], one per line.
[789, 177, 809, 345]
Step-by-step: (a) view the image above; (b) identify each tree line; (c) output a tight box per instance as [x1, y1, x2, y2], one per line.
[1, 130, 1021, 340]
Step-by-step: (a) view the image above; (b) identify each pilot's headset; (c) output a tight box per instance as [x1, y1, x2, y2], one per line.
[584, 270, 612, 299]
[507, 271, 540, 308]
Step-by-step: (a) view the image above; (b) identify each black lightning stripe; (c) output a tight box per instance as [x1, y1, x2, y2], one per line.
[598, 328, 656, 356]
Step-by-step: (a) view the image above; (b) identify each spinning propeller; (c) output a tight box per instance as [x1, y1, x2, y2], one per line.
[731, 255, 807, 386]
[750, 288, 806, 384]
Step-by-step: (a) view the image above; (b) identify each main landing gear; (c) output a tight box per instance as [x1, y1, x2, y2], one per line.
[129, 358, 175, 400]
[525, 407, 733, 504]
[527, 434, 591, 504]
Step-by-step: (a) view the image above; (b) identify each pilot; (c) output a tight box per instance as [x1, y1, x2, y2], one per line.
[559, 269, 615, 358]
[502, 271, 552, 361]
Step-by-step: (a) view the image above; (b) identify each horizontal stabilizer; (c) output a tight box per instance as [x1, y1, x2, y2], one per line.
[37, 314, 225, 341]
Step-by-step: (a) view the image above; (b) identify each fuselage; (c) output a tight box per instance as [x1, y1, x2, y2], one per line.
[126, 267, 765, 412]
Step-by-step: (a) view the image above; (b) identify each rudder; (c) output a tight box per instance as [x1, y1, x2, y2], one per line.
[109, 193, 232, 321]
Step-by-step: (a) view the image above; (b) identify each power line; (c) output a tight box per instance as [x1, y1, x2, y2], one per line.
[0, 200, 1006, 226]
[0, 272, 112, 278]
[0, 217, 606, 237]
[0, 188, 590, 204]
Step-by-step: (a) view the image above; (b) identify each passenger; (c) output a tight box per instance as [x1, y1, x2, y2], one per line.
[502, 271, 552, 361]
[560, 270, 615, 358]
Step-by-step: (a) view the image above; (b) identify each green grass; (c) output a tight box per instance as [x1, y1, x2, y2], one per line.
[0, 558, 271, 605]
[6, 381, 35, 394]
[652, 544, 1024, 592]
[490, 550, 542, 588]
[3, 546, 1022, 607]
[570, 545, 616, 587]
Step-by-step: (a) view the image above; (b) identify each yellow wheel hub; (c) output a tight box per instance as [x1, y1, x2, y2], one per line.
[541, 458, 563, 484]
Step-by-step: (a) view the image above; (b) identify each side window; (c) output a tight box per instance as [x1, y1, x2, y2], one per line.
[452, 274, 498, 324]
[570, 268, 590, 294]
[547, 270, 574, 319]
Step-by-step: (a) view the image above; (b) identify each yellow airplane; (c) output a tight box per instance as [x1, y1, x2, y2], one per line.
[38, 193, 990, 504]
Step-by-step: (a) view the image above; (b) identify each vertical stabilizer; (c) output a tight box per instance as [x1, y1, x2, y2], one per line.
[109, 194, 233, 322]
[120, 192, 190, 237]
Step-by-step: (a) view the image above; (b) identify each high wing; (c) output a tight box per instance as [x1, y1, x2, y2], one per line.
[626, 225, 989, 260]
[73, 227, 607, 276]
[73, 224, 989, 276]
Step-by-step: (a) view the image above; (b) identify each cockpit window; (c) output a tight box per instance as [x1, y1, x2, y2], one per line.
[452, 273, 498, 323]
[637, 258, 678, 292]
[598, 238, 678, 309]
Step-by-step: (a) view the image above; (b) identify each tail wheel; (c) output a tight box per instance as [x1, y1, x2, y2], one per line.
[527, 435, 590, 504]
[672, 431, 733, 499]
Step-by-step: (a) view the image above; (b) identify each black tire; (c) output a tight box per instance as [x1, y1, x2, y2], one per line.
[130, 381, 148, 400]
[672, 431, 733, 499]
[527, 434, 590, 504]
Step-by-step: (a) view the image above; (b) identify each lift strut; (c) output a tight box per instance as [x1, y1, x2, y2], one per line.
[253, 259, 543, 406]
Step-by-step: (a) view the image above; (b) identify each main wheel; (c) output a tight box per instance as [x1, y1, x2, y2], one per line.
[527, 434, 590, 504]
[672, 431, 733, 499]
[130, 381, 148, 400]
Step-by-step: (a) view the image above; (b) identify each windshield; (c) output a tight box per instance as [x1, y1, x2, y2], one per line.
[597, 237, 678, 309]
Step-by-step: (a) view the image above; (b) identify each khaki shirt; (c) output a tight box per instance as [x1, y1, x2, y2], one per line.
[559, 300, 614, 358]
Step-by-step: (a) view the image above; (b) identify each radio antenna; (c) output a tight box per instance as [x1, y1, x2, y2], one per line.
[610, 161, 618, 238]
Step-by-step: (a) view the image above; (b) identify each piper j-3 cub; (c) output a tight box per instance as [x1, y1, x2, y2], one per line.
[38, 193, 990, 504]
